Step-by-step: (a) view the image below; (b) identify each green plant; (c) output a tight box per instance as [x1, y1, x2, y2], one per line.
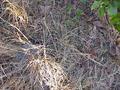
[79, 0, 88, 4]
[65, 3, 83, 27]
[91, 0, 120, 32]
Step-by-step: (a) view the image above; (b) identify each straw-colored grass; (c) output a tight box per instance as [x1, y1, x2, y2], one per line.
[0, 0, 120, 90]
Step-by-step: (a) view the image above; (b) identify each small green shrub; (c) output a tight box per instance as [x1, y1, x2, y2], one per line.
[91, 0, 120, 32]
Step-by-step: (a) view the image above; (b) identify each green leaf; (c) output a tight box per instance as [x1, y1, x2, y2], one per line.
[110, 17, 120, 24]
[66, 3, 73, 14]
[91, 1, 101, 10]
[98, 7, 105, 17]
[107, 5, 117, 16]
[112, 0, 120, 8]
[114, 24, 120, 32]
[110, 14, 120, 32]
[76, 9, 83, 18]
[103, 0, 109, 6]
[80, 0, 87, 4]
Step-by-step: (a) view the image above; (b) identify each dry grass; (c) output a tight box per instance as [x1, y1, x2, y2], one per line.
[1, 0, 28, 28]
[0, 0, 120, 90]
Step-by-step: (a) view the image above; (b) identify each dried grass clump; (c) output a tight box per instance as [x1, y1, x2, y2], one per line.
[1, 0, 28, 27]
[0, 8, 71, 89]
[0, 55, 69, 90]
[0, 17, 71, 90]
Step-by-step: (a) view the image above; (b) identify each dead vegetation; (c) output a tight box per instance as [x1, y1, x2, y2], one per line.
[0, 0, 120, 90]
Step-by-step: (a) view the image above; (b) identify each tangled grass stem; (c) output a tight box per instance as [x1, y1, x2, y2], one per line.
[0, 17, 31, 44]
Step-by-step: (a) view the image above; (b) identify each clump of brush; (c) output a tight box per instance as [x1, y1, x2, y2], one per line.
[0, 1, 71, 89]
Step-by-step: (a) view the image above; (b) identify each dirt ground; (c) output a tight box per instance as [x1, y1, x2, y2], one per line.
[0, 0, 120, 90]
